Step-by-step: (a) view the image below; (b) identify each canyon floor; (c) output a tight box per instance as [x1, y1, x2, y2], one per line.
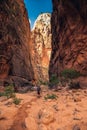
[0, 86, 87, 130]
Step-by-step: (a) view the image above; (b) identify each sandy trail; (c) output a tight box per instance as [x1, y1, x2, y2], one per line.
[0, 88, 87, 130]
[9, 102, 29, 130]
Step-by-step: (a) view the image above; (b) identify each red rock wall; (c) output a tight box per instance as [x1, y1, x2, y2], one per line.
[49, 0, 87, 78]
[0, 0, 34, 86]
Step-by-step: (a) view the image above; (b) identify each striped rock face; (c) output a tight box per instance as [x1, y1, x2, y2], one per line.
[31, 13, 52, 81]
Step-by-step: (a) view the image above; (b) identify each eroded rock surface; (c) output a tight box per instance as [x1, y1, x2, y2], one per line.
[0, 0, 34, 86]
[49, 0, 87, 83]
[31, 13, 52, 81]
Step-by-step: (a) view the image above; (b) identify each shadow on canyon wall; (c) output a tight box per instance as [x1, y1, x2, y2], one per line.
[49, 0, 87, 88]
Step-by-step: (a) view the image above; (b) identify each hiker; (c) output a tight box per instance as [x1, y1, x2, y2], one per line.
[37, 86, 41, 97]
[4, 81, 9, 87]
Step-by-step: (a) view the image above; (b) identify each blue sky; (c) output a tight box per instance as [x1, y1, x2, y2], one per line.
[24, 0, 52, 28]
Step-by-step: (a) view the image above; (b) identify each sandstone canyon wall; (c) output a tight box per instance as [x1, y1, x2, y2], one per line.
[31, 13, 52, 82]
[49, 0, 87, 86]
[0, 0, 34, 86]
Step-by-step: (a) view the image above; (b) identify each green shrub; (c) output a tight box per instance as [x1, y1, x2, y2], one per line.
[13, 97, 21, 105]
[0, 92, 5, 97]
[4, 85, 15, 99]
[0, 85, 21, 105]
[49, 74, 59, 88]
[61, 69, 81, 89]
[44, 94, 58, 100]
[39, 80, 49, 86]
[61, 69, 80, 80]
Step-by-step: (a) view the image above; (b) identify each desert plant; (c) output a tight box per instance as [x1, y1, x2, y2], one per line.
[39, 80, 49, 86]
[0, 92, 5, 97]
[4, 84, 15, 98]
[61, 69, 80, 80]
[13, 97, 21, 105]
[49, 74, 59, 88]
[0, 84, 21, 105]
[61, 68, 81, 89]
[44, 93, 58, 100]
